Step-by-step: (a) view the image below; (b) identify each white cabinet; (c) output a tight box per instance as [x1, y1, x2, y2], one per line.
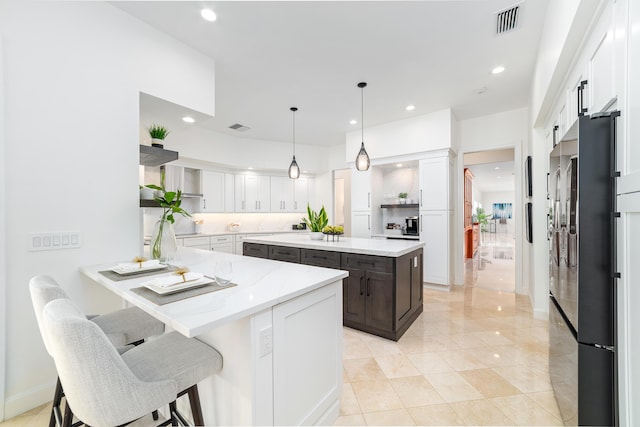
[419, 156, 451, 210]
[210, 234, 234, 254]
[293, 178, 309, 213]
[200, 170, 225, 213]
[351, 169, 372, 211]
[181, 236, 210, 251]
[236, 175, 270, 212]
[224, 173, 235, 213]
[270, 177, 309, 212]
[420, 211, 451, 285]
[351, 211, 371, 238]
[587, 3, 615, 113]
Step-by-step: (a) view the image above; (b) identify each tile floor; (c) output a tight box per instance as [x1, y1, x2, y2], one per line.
[1, 286, 560, 426]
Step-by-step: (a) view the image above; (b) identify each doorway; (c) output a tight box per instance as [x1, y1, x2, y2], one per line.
[463, 149, 516, 293]
[333, 169, 351, 236]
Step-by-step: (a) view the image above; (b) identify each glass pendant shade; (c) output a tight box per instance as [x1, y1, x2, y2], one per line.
[355, 142, 370, 171]
[288, 155, 300, 179]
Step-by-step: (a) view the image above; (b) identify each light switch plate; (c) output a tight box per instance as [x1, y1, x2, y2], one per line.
[29, 231, 82, 251]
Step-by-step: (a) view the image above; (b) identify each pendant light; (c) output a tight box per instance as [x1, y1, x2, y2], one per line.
[355, 82, 370, 171]
[288, 107, 300, 179]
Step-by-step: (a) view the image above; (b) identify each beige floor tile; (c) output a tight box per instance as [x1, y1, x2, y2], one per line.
[490, 394, 563, 426]
[449, 399, 515, 426]
[407, 403, 465, 426]
[374, 354, 421, 378]
[423, 372, 484, 403]
[343, 368, 349, 383]
[449, 332, 489, 348]
[343, 357, 386, 382]
[389, 375, 445, 408]
[469, 346, 522, 368]
[340, 383, 362, 415]
[472, 330, 515, 346]
[362, 337, 404, 357]
[351, 380, 404, 413]
[436, 349, 486, 371]
[333, 414, 366, 426]
[363, 408, 416, 426]
[343, 336, 373, 359]
[458, 368, 521, 398]
[492, 364, 553, 393]
[406, 352, 455, 375]
[526, 390, 563, 419]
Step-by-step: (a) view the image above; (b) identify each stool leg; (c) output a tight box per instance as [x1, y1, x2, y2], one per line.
[50, 377, 64, 427]
[169, 401, 179, 427]
[62, 400, 73, 427]
[152, 410, 159, 421]
[187, 385, 205, 426]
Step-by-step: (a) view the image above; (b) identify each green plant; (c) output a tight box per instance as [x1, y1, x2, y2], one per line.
[475, 207, 490, 232]
[303, 205, 328, 232]
[398, 192, 408, 199]
[147, 124, 170, 140]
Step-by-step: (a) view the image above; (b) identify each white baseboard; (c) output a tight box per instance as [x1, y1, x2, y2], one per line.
[3, 381, 55, 420]
[314, 399, 339, 426]
[533, 306, 548, 320]
[423, 282, 451, 292]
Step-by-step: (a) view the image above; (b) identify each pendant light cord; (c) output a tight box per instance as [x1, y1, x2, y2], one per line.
[361, 86, 364, 142]
[293, 109, 296, 156]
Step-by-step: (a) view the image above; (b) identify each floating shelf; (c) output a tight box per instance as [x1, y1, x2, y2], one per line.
[139, 144, 178, 167]
[380, 203, 419, 208]
[140, 199, 161, 208]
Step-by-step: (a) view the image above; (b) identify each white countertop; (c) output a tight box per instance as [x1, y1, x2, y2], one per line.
[80, 247, 348, 337]
[174, 229, 308, 238]
[243, 233, 424, 257]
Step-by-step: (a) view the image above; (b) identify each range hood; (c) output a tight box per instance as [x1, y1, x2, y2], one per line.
[139, 144, 178, 167]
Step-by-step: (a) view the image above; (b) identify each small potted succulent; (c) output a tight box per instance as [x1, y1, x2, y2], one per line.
[147, 124, 170, 148]
[303, 205, 328, 240]
[398, 192, 408, 204]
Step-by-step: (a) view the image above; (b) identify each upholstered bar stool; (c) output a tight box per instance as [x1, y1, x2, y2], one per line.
[43, 298, 223, 427]
[29, 275, 166, 427]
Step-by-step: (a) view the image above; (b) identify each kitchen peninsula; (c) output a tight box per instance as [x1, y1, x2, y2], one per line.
[81, 247, 347, 426]
[243, 234, 424, 341]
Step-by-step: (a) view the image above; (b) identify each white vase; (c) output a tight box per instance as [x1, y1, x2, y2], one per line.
[151, 138, 164, 148]
[309, 232, 324, 241]
[150, 219, 177, 261]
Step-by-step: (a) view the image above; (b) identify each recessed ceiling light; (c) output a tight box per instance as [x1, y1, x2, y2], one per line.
[303, 170, 308, 173]
[492, 66, 505, 74]
[201, 8, 217, 22]
[247, 167, 254, 170]
[406, 105, 415, 111]
[350, 120, 357, 125]
[494, 166, 500, 170]
[396, 163, 403, 167]
[182, 116, 195, 123]
[497, 176, 502, 179]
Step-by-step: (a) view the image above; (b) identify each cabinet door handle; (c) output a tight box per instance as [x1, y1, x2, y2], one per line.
[203, 198, 207, 210]
[420, 189, 423, 206]
[242, 200, 245, 210]
[577, 79, 588, 117]
[368, 215, 371, 230]
[420, 215, 423, 232]
[367, 192, 371, 208]
[359, 276, 364, 296]
[552, 125, 559, 147]
[366, 277, 371, 296]
[295, 201, 298, 210]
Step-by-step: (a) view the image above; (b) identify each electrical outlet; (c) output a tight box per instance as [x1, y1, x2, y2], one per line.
[259, 326, 273, 357]
[29, 231, 82, 251]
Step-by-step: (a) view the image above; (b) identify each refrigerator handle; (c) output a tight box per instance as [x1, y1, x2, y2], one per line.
[552, 125, 559, 147]
[578, 80, 588, 117]
[611, 111, 621, 279]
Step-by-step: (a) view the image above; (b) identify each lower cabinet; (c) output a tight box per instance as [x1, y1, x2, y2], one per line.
[245, 243, 423, 341]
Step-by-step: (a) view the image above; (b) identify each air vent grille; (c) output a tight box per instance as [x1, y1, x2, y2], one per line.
[229, 123, 250, 132]
[496, 5, 519, 34]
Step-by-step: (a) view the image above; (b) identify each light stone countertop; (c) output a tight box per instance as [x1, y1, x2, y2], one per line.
[243, 233, 424, 257]
[81, 246, 348, 337]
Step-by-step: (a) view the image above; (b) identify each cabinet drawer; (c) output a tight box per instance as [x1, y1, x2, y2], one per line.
[269, 246, 301, 263]
[243, 242, 269, 259]
[182, 237, 210, 247]
[341, 253, 393, 274]
[210, 235, 233, 244]
[301, 249, 340, 268]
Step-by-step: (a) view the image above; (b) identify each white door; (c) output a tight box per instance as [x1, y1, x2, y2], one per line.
[200, 170, 225, 212]
[270, 176, 291, 212]
[293, 178, 308, 213]
[224, 173, 235, 212]
[350, 168, 371, 211]
[419, 157, 449, 210]
[420, 211, 450, 285]
[235, 175, 246, 212]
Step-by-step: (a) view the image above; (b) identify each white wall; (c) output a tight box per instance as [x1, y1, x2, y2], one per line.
[478, 191, 516, 236]
[0, 1, 216, 418]
[0, 35, 6, 421]
[345, 108, 453, 162]
[457, 108, 527, 291]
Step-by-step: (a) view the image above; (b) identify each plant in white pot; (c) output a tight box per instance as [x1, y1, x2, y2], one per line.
[303, 205, 328, 240]
[147, 124, 170, 148]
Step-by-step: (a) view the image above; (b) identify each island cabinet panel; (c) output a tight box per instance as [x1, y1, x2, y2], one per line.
[243, 242, 269, 259]
[301, 249, 341, 268]
[269, 246, 301, 263]
[242, 241, 423, 341]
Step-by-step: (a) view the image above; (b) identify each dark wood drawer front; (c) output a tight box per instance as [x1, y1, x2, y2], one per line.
[243, 242, 269, 259]
[301, 249, 340, 268]
[269, 246, 301, 263]
[341, 253, 393, 274]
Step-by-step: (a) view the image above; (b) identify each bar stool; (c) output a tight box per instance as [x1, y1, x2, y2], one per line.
[43, 298, 222, 427]
[29, 275, 166, 427]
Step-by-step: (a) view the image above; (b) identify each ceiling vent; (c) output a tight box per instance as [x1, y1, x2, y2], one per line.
[496, 4, 520, 34]
[229, 123, 250, 132]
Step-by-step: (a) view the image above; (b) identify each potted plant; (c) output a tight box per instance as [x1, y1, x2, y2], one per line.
[475, 207, 490, 232]
[303, 205, 328, 240]
[398, 192, 408, 204]
[145, 176, 191, 261]
[147, 124, 170, 148]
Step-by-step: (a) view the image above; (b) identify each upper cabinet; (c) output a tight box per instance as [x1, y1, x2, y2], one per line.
[419, 155, 452, 211]
[200, 170, 226, 213]
[236, 174, 271, 212]
[271, 177, 309, 213]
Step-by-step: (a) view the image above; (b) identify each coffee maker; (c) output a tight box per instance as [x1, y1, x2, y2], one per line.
[405, 216, 419, 236]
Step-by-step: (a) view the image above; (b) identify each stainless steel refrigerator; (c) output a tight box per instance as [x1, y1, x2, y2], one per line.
[548, 112, 619, 426]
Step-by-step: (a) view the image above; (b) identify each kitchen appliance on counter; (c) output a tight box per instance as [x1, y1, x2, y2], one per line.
[548, 112, 619, 426]
[404, 216, 419, 236]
